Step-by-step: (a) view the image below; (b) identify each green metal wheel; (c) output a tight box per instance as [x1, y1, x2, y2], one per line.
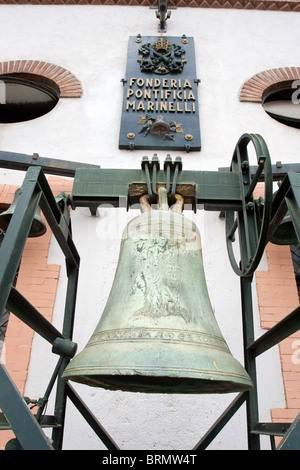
[225, 134, 273, 277]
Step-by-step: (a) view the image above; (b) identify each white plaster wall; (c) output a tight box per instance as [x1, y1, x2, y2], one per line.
[0, 6, 299, 172]
[0, 5, 297, 449]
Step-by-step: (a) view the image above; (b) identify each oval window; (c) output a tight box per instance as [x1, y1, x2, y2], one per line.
[262, 85, 300, 129]
[0, 73, 60, 123]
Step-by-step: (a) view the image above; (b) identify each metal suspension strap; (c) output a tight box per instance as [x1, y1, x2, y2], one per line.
[163, 155, 182, 197]
[171, 156, 182, 198]
[141, 155, 160, 198]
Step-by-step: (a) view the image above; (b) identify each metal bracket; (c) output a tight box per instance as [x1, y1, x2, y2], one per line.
[150, 0, 176, 33]
[141, 154, 182, 200]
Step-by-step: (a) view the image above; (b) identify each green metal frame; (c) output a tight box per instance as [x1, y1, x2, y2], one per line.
[0, 150, 100, 177]
[0, 167, 80, 450]
[0, 133, 299, 450]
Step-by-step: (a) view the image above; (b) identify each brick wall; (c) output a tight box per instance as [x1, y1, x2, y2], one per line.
[256, 243, 300, 424]
[0, 177, 73, 450]
[254, 183, 300, 437]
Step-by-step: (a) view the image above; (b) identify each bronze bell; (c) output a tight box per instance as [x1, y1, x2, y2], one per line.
[63, 188, 252, 394]
[0, 188, 47, 238]
[269, 213, 298, 245]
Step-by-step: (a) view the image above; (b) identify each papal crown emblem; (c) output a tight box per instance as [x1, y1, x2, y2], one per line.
[153, 38, 171, 54]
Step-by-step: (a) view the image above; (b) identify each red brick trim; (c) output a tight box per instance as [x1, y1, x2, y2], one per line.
[0, 0, 300, 11]
[0, 61, 82, 98]
[240, 67, 300, 102]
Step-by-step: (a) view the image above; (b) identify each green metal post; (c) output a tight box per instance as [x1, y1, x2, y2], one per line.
[51, 264, 79, 450]
[240, 275, 260, 449]
[0, 175, 42, 321]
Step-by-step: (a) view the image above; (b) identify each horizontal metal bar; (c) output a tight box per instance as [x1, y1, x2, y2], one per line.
[251, 422, 291, 437]
[0, 413, 61, 430]
[247, 306, 300, 357]
[71, 168, 242, 212]
[219, 162, 300, 182]
[65, 383, 120, 450]
[193, 392, 247, 450]
[0, 150, 100, 177]
[7, 287, 63, 345]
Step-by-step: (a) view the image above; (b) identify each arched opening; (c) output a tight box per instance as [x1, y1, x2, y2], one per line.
[0, 73, 60, 123]
[262, 81, 300, 129]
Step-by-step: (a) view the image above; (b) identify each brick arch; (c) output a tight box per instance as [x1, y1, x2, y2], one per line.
[0, 60, 82, 98]
[239, 67, 300, 102]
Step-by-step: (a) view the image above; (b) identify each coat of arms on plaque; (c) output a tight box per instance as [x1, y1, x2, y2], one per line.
[119, 35, 201, 152]
[137, 37, 186, 75]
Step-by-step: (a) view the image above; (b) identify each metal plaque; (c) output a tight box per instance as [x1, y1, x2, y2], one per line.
[119, 35, 201, 152]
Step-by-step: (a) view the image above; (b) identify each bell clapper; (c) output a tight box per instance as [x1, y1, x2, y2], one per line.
[158, 187, 169, 211]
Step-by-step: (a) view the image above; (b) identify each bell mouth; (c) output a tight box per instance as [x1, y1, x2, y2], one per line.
[0, 213, 46, 237]
[269, 215, 298, 245]
[63, 373, 252, 394]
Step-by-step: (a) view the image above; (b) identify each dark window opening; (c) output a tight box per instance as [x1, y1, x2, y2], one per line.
[0, 73, 60, 123]
[262, 81, 300, 129]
